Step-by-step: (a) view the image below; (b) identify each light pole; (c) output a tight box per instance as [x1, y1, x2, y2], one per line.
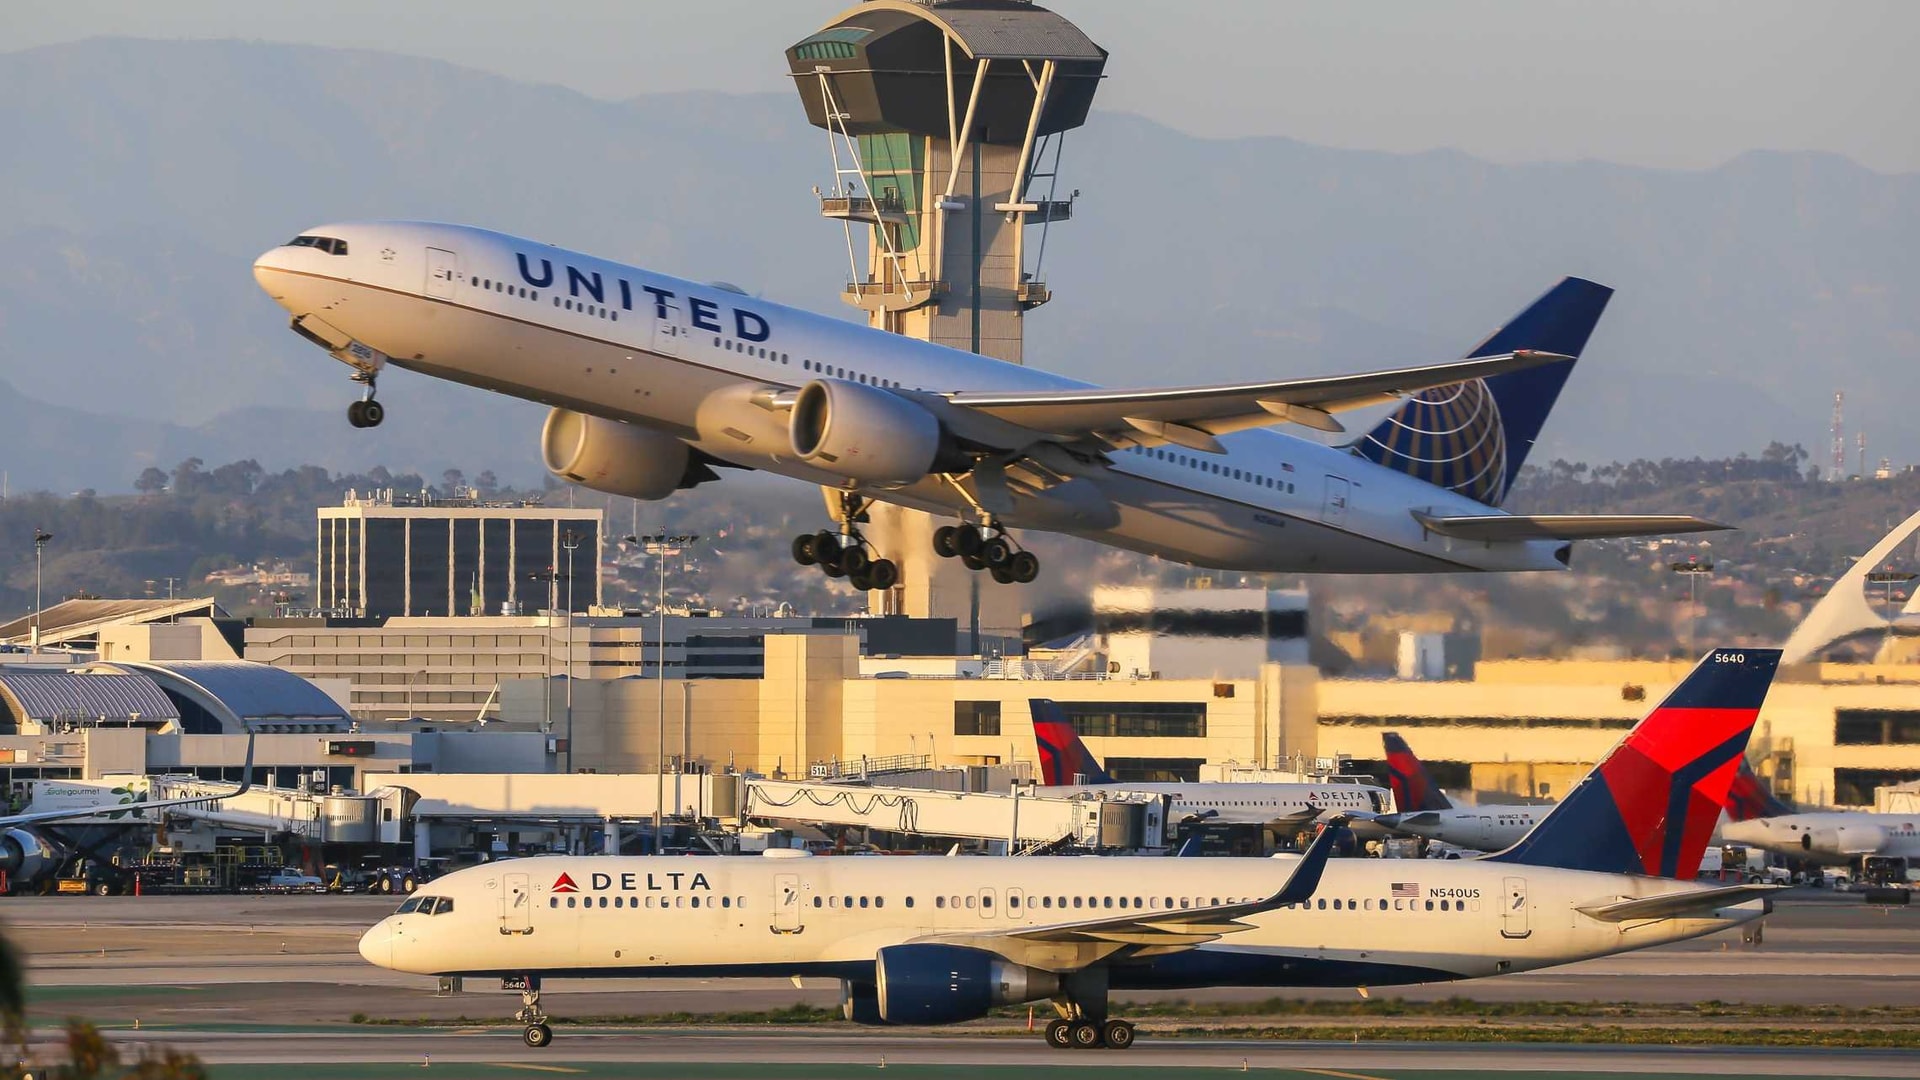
[528, 565, 566, 756]
[561, 529, 583, 774]
[1669, 556, 1715, 658]
[31, 530, 52, 649]
[625, 531, 699, 854]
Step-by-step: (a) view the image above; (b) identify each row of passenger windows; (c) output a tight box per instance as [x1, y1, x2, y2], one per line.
[1125, 445, 1297, 494]
[800, 357, 906, 389]
[552, 894, 744, 910]
[472, 276, 536, 302]
[716, 337, 789, 364]
[1290, 897, 1479, 913]
[469, 274, 618, 323]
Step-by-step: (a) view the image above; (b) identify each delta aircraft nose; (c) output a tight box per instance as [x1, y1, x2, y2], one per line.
[358, 918, 394, 969]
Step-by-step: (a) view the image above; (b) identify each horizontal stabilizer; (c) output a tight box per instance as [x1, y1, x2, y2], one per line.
[1412, 512, 1733, 543]
[1578, 884, 1780, 923]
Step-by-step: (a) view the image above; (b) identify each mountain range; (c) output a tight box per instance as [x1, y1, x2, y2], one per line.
[1, 37, 1915, 493]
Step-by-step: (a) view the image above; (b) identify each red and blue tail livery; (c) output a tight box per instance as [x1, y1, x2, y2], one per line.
[1491, 648, 1782, 879]
[1029, 699, 1114, 786]
[1382, 732, 1454, 813]
[1725, 759, 1796, 822]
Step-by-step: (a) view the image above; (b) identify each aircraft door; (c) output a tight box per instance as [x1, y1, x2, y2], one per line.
[649, 291, 684, 358]
[500, 872, 532, 935]
[426, 247, 458, 300]
[1320, 476, 1351, 526]
[1500, 876, 1530, 939]
[772, 873, 804, 934]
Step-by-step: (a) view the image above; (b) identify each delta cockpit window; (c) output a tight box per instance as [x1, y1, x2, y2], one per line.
[286, 234, 349, 255]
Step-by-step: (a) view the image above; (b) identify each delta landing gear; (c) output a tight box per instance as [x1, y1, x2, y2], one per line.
[1041, 1014, 1134, 1051]
[790, 492, 900, 592]
[347, 371, 384, 428]
[932, 523, 1038, 585]
[514, 981, 553, 1047]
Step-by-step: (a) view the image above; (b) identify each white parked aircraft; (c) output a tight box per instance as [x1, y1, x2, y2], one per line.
[253, 224, 1724, 587]
[1719, 776, 1920, 866]
[358, 649, 1780, 1051]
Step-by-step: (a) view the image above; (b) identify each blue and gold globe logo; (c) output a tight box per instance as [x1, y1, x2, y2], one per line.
[1358, 379, 1509, 505]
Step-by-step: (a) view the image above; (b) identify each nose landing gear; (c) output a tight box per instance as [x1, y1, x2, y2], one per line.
[346, 371, 384, 428]
[513, 981, 552, 1047]
[933, 524, 1037, 584]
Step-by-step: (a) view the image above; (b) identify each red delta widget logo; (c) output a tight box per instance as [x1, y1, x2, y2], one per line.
[551, 873, 579, 894]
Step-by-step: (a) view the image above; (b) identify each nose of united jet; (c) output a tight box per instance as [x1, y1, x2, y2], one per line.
[358, 917, 394, 969]
[252, 248, 293, 300]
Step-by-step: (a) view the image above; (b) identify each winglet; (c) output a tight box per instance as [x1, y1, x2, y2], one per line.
[1030, 699, 1114, 785]
[1490, 648, 1782, 878]
[1268, 814, 1348, 909]
[1383, 732, 1453, 812]
[229, 731, 256, 798]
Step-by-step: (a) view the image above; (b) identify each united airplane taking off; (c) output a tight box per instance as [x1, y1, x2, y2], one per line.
[1029, 698, 1387, 827]
[358, 649, 1780, 1051]
[253, 224, 1726, 587]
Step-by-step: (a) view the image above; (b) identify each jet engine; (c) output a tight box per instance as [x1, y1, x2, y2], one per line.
[839, 980, 884, 1025]
[787, 379, 966, 485]
[873, 944, 1060, 1025]
[1804, 825, 1887, 857]
[0, 829, 60, 884]
[541, 408, 702, 500]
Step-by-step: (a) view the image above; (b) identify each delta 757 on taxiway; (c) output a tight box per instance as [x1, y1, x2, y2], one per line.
[253, 222, 1725, 590]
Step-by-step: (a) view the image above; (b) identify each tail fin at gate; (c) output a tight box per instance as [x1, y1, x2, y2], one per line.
[1383, 732, 1454, 813]
[1354, 277, 1611, 507]
[1725, 758, 1796, 821]
[1030, 699, 1113, 786]
[1489, 647, 1782, 879]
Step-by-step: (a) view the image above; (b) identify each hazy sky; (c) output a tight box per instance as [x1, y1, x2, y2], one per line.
[10, 1, 1919, 172]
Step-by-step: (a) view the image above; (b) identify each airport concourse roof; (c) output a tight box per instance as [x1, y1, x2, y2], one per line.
[0, 597, 223, 646]
[103, 661, 349, 722]
[0, 669, 181, 722]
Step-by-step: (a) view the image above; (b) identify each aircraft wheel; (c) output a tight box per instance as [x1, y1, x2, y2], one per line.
[821, 557, 846, 579]
[952, 527, 983, 558]
[1044, 1018, 1073, 1049]
[867, 559, 900, 591]
[347, 401, 369, 428]
[1101, 1020, 1135, 1050]
[361, 400, 385, 427]
[1008, 551, 1040, 584]
[990, 565, 1015, 585]
[848, 572, 874, 592]
[791, 535, 818, 566]
[839, 547, 870, 576]
[981, 536, 1013, 568]
[932, 526, 959, 559]
[523, 1022, 552, 1048]
[960, 553, 986, 572]
[1069, 1020, 1103, 1049]
[812, 531, 841, 565]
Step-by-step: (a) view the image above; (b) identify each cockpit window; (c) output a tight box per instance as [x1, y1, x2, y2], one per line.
[395, 896, 424, 914]
[427, 897, 453, 915]
[285, 235, 349, 256]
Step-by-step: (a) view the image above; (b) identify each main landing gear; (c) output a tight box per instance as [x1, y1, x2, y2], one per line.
[1041, 974, 1134, 1051]
[515, 982, 553, 1047]
[346, 371, 385, 428]
[933, 523, 1038, 585]
[791, 492, 901, 592]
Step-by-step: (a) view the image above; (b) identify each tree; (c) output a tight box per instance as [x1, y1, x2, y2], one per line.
[134, 468, 169, 495]
[442, 468, 466, 495]
[169, 458, 205, 497]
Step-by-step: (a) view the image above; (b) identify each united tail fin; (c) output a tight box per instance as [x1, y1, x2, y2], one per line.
[1382, 732, 1453, 812]
[1029, 699, 1113, 786]
[1726, 759, 1796, 821]
[1355, 277, 1611, 507]
[1489, 648, 1782, 878]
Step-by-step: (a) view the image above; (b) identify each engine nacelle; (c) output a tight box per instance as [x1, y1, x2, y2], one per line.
[541, 408, 694, 501]
[0, 829, 60, 884]
[873, 944, 1060, 1026]
[788, 379, 963, 486]
[1805, 825, 1887, 857]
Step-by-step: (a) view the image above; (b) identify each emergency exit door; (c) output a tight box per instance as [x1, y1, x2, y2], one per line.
[500, 873, 532, 934]
[1501, 876, 1530, 939]
[426, 247, 458, 299]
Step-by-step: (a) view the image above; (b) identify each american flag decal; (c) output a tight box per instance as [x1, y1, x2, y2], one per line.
[1391, 882, 1419, 899]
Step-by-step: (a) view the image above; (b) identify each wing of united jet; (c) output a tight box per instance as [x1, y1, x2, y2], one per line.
[907, 818, 1345, 972]
[942, 351, 1565, 451]
[0, 734, 255, 829]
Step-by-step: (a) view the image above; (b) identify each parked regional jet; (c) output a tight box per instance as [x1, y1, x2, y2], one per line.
[253, 224, 1726, 588]
[0, 735, 254, 891]
[1720, 774, 1920, 866]
[358, 649, 1780, 1051]
[1028, 699, 1387, 827]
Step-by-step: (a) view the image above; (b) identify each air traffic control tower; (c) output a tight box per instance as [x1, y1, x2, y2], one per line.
[784, 0, 1106, 640]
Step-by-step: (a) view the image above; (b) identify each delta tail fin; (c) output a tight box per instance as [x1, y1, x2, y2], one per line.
[1382, 732, 1453, 812]
[1726, 758, 1796, 821]
[1030, 699, 1113, 786]
[1489, 647, 1782, 878]
[1355, 277, 1611, 507]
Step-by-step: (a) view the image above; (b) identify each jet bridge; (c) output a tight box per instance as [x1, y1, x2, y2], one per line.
[122, 774, 406, 846]
[743, 778, 1166, 851]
